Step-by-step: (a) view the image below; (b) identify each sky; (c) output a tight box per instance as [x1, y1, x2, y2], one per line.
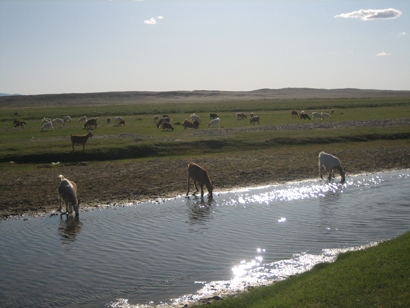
[0, 0, 409, 95]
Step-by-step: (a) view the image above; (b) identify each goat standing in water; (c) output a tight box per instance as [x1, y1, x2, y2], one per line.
[58, 175, 80, 215]
[318, 152, 345, 183]
[186, 163, 213, 198]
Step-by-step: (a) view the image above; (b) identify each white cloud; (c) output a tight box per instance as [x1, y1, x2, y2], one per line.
[335, 8, 402, 21]
[398, 32, 406, 37]
[144, 17, 156, 25]
[143, 16, 163, 25]
[376, 52, 391, 56]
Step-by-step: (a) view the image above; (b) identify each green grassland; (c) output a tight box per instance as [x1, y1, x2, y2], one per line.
[1, 98, 409, 168]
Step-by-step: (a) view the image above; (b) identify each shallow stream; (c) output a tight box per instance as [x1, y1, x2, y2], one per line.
[1, 170, 409, 307]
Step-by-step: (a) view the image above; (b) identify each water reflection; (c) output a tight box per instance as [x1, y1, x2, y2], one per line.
[185, 196, 215, 228]
[58, 215, 83, 244]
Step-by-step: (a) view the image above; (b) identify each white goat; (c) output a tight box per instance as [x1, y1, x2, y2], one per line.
[318, 152, 345, 183]
[208, 117, 220, 128]
[42, 117, 52, 123]
[312, 112, 323, 120]
[64, 115, 72, 123]
[58, 175, 80, 215]
[321, 112, 331, 120]
[190, 113, 201, 123]
[53, 118, 65, 127]
[79, 116, 87, 123]
[41, 121, 54, 131]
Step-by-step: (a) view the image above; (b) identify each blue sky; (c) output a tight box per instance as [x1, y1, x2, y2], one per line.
[0, 0, 409, 95]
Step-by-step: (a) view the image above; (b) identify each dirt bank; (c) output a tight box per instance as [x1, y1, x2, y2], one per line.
[1, 142, 409, 219]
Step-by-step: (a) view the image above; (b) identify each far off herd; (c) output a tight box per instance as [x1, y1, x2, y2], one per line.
[12, 109, 336, 132]
[58, 152, 345, 216]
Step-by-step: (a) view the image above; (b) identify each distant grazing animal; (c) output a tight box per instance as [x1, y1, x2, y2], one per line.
[79, 116, 87, 123]
[250, 115, 260, 124]
[208, 117, 220, 128]
[190, 113, 201, 123]
[300, 111, 305, 114]
[193, 120, 200, 129]
[118, 120, 126, 126]
[183, 119, 198, 129]
[41, 121, 54, 131]
[299, 113, 311, 120]
[210, 113, 219, 119]
[163, 115, 170, 119]
[84, 118, 98, 129]
[107, 117, 111, 124]
[162, 122, 174, 131]
[53, 118, 65, 127]
[312, 112, 323, 120]
[250, 112, 254, 119]
[70, 131, 93, 151]
[321, 112, 331, 120]
[236, 113, 247, 120]
[318, 151, 345, 183]
[42, 117, 52, 123]
[331, 109, 335, 114]
[154, 115, 160, 122]
[63, 116, 72, 123]
[14, 112, 20, 117]
[14, 120, 27, 127]
[156, 117, 171, 128]
[291, 110, 299, 117]
[115, 117, 124, 123]
[186, 162, 213, 198]
[58, 174, 80, 215]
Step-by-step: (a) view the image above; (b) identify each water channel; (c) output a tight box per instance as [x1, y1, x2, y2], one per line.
[1, 170, 409, 308]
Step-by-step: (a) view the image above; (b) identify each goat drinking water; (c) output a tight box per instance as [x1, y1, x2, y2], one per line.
[318, 151, 345, 183]
[58, 175, 80, 215]
[186, 162, 213, 198]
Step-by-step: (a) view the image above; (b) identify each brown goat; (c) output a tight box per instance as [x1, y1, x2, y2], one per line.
[70, 131, 93, 151]
[186, 162, 213, 198]
[291, 110, 299, 117]
[156, 117, 171, 128]
[118, 120, 126, 126]
[299, 113, 311, 120]
[183, 119, 198, 129]
[250, 115, 260, 124]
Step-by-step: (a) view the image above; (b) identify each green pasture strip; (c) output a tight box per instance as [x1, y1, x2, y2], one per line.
[1, 125, 409, 165]
[200, 231, 410, 308]
[2, 98, 409, 122]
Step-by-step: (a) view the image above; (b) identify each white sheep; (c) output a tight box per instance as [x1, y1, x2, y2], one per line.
[58, 175, 80, 215]
[41, 121, 54, 131]
[312, 112, 323, 120]
[208, 117, 220, 128]
[318, 151, 345, 183]
[63, 115, 72, 123]
[53, 118, 65, 127]
[42, 117, 52, 123]
[321, 112, 331, 120]
[79, 116, 87, 123]
[190, 113, 201, 123]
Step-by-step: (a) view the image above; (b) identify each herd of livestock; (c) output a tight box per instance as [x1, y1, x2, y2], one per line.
[58, 151, 345, 216]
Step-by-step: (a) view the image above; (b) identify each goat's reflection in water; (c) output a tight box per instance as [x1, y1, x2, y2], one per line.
[186, 196, 215, 227]
[58, 214, 83, 244]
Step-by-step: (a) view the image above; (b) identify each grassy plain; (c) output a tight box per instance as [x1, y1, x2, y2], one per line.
[0, 96, 409, 218]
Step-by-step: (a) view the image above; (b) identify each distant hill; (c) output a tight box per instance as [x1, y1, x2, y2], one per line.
[1, 88, 410, 108]
[0, 93, 20, 97]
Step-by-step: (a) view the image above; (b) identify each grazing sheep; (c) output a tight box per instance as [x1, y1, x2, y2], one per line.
[70, 131, 93, 151]
[299, 113, 311, 120]
[210, 113, 219, 119]
[312, 112, 323, 120]
[291, 110, 299, 117]
[208, 117, 220, 128]
[156, 117, 171, 128]
[183, 119, 198, 129]
[84, 118, 98, 129]
[318, 151, 345, 183]
[53, 118, 65, 127]
[162, 122, 174, 131]
[236, 113, 247, 120]
[63, 116, 72, 123]
[42, 117, 52, 123]
[190, 113, 201, 123]
[41, 121, 54, 131]
[321, 112, 331, 120]
[250, 115, 260, 124]
[79, 116, 87, 123]
[58, 175, 80, 215]
[186, 162, 213, 198]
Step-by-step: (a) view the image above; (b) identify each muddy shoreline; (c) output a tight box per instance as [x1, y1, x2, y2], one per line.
[1, 142, 409, 219]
